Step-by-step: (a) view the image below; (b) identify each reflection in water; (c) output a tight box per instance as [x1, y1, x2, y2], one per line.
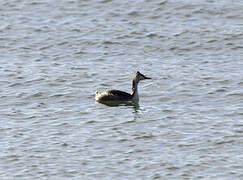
[95, 100, 143, 128]
[95, 100, 143, 122]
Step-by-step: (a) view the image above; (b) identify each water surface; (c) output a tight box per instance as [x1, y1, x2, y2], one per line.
[0, 0, 243, 179]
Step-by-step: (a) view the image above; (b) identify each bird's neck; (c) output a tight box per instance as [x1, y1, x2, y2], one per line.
[132, 80, 139, 100]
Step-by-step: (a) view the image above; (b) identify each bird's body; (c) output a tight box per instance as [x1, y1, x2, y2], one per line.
[95, 90, 133, 101]
[95, 71, 150, 103]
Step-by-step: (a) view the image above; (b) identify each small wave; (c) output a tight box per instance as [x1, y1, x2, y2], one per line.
[215, 140, 235, 145]
[86, 120, 97, 124]
[31, 92, 45, 98]
[9, 82, 22, 87]
[102, 40, 121, 45]
[50, 93, 65, 98]
[39, 45, 53, 50]
[127, 11, 140, 17]
[134, 134, 155, 140]
[226, 92, 243, 97]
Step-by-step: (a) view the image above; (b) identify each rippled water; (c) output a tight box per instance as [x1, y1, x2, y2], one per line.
[1, 0, 243, 179]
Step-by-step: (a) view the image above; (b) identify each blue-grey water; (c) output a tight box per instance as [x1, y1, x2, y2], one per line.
[0, 0, 243, 179]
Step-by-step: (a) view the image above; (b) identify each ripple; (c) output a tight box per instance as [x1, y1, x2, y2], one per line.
[1, 0, 243, 179]
[226, 92, 243, 97]
[25, 92, 45, 99]
[215, 140, 235, 145]
[134, 134, 155, 140]
[9, 82, 22, 87]
[86, 120, 97, 124]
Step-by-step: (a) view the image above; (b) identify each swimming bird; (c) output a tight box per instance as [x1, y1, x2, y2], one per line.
[95, 71, 151, 103]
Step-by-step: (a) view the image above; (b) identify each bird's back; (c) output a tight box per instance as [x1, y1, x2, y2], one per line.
[95, 90, 132, 102]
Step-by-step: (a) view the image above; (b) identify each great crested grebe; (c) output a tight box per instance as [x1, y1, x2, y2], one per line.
[95, 71, 151, 102]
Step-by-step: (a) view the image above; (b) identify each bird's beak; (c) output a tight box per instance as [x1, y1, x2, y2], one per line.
[144, 76, 151, 80]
